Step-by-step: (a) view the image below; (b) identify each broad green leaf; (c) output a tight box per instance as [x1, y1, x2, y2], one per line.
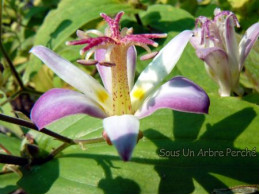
[18, 95, 258, 193]
[23, 0, 136, 84]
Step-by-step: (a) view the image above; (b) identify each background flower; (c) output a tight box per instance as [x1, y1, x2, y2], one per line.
[190, 8, 259, 96]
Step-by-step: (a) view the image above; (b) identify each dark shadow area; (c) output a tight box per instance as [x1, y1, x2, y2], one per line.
[46, 20, 72, 49]
[17, 159, 59, 193]
[141, 11, 194, 32]
[174, 111, 205, 140]
[97, 159, 140, 193]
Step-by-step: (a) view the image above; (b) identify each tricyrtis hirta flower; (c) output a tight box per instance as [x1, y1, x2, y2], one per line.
[191, 8, 259, 97]
[30, 11, 210, 161]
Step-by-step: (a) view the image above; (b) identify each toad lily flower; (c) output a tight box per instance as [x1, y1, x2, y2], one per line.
[30, 11, 210, 161]
[190, 8, 259, 97]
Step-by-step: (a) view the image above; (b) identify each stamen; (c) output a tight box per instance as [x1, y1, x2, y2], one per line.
[105, 27, 111, 37]
[138, 33, 168, 39]
[66, 39, 90, 46]
[85, 48, 96, 60]
[105, 45, 114, 62]
[77, 59, 98, 65]
[102, 131, 112, 145]
[76, 30, 89, 39]
[126, 27, 133, 35]
[137, 44, 151, 53]
[120, 27, 129, 37]
[85, 29, 104, 37]
[122, 35, 159, 47]
[140, 51, 159, 61]
[80, 37, 115, 54]
[99, 61, 116, 67]
[214, 10, 240, 28]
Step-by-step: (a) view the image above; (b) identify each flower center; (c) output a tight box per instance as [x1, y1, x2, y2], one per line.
[66, 11, 167, 115]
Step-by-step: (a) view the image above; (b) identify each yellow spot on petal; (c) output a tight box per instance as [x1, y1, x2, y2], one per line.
[133, 88, 145, 100]
[96, 90, 109, 103]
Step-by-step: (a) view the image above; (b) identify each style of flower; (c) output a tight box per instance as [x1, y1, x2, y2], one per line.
[30, 11, 210, 161]
[190, 8, 259, 97]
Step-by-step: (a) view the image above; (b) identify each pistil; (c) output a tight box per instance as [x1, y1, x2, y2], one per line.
[110, 45, 132, 115]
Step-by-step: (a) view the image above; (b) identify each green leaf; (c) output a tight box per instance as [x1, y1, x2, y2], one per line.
[18, 95, 258, 193]
[23, 0, 136, 84]
[140, 4, 194, 33]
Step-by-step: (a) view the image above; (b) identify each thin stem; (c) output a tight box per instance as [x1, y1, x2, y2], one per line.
[0, 144, 12, 154]
[0, 170, 13, 175]
[0, 0, 24, 90]
[0, 154, 29, 166]
[74, 137, 105, 144]
[135, 13, 143, 27]
[0, 90, 22, 107]
[0, 113, 74, 144]
[32, 143, 71, 165]
[23, 87, 43, 96]
[0, 113, 104, 145]
[0, 88, 42, 107]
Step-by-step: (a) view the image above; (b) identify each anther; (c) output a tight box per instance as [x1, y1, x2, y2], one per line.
[77, 59, 98, 65]
[140, 51, 159, 61]
[99, 61, 116, 67]
[102, 131, 112, 145]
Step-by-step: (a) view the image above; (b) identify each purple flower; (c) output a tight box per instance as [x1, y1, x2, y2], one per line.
[30, 12, 210, 161]
[190, 8, 259, 97]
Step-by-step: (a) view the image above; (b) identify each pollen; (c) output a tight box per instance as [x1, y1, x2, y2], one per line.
[133, 88, 145, 100]
[96, 90, 109, 103]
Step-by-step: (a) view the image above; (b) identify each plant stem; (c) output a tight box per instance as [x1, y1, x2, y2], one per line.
[0, 154, 29, 166]
[0, 113, 74, 144]
[0, 0, 25, 90]
[32, 143, 71, 165]
[74, 137, 105, 144]
[0, 90, 22, 107]
[23, 87, 43, 96]
[0, 170, 12, 175]
[0, 113, 105, 145]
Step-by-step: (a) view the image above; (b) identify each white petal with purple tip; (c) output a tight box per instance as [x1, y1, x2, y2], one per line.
[239, 22, 259, 70]
[134, 76, 210, 119]
[103, 115, 139, 161]
[31, 88, 107, 129]
[224, 14, 239, 74]
[131, 30, 193, 110]
[30, 46, 112, 110]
